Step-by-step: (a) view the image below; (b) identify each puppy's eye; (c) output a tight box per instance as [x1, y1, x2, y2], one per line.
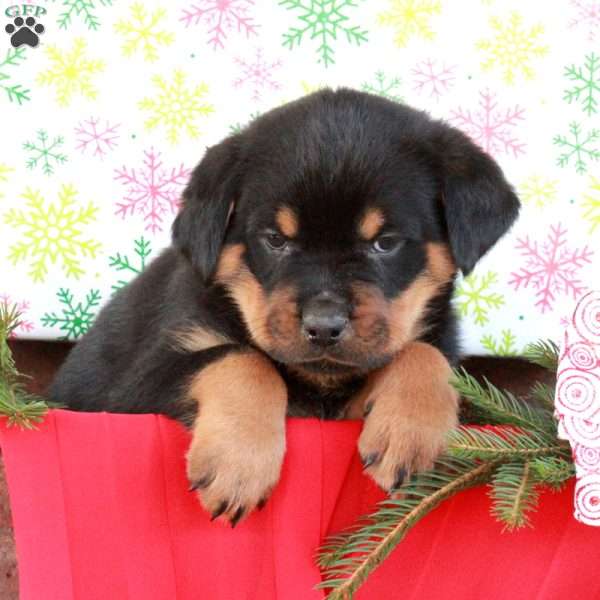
[371, 235, 404, 254]
[264, 231, 288, 251]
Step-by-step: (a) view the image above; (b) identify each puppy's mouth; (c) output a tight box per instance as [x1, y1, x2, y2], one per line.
[297, 355, 361, 372]
[269, 346, 392, 375]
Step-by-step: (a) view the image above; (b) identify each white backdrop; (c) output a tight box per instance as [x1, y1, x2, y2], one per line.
[0, 0, 598, 355]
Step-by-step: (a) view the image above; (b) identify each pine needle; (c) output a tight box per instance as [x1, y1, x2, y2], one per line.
[0, 301, 51, 428]
[490, 461, 539, 530]
[447, 426, 565, 461]
[528, 381, 556, 411]
[523, 340, 559, 372]
[451, 368, 556, 434]
[530, 456, 575, 489]
[318, 458, 500, 598]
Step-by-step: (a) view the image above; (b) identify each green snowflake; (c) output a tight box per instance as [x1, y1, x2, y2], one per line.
[4, 184, 101, 283]
[41, 288, 101, 340]
[477, 12, 548, 85]
[518, 175, 558, 209]
[564, 53, 599, 116]
[139, 70, 214, 144]
[361, 71, 403, 101]
[553, 122, 599, 175]
[0, 47, 30, 105]
[114, 3, 174, 62]
[108, 236, 152, 292]
[279, 0, 368, 67]
[228, 111, 261, 135]
[582, 175, 600, 234]
[0, 163, 13, 199]
[58, 0, 113, 31]
[481, 329, 519, 356]
[377, 0, 441, 48]
[23, 130, 67, 176]
[455, 271, 505, 326]
[37, 38, 105, 107]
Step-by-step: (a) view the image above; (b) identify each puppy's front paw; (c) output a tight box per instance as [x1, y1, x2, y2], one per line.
[187, 414, 285, 526]
[185, 351, 287, 526]
[357, 342, 459, 491]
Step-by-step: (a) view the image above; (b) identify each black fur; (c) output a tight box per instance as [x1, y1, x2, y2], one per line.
[50, 88, 519, 422]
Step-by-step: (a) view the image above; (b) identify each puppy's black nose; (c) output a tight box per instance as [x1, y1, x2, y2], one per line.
[302, 296, 349, 347]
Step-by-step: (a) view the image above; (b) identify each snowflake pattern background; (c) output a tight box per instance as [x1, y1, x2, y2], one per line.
[37, 38, 105, 106]
[451, 89, 526, 158]
[233, 48, 283, 101]
[509, 224, 593, 313]
[476, 12, 548, 85]
[139, 70, 214, 144]
[41, 288, 102, 340]
[4, 184, 101, 283]
[114, 3, 175, 62]
[114, 149, 190, 234]
[23, 130, 68, 176]
[180, 0, 259, 50]
[75, 117, 121, 158]
[0, 0, 597, 356]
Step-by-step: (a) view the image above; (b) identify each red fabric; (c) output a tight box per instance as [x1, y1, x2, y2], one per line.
[1, 409, 600, 600]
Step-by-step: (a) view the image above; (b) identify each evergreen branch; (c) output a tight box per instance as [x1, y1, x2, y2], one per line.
[0, 302, 51, 428]
[318, 458, 499, 598]
[523, 340, 559, 371]
[490, 461, 539, 530]
[528, 381, 556, 411]
[531, 456, 575, 489]
[451, 368, 556, 434]
[447, 426, 563, 461]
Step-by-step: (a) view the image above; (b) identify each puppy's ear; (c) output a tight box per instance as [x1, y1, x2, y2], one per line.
[436, 127, 520, 276]
[172, 136, 242, 281]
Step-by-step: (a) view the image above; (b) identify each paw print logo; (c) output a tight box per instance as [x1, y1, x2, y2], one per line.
[5, 16, 45, 48]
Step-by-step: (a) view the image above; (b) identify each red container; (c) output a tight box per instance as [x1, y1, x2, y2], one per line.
[1, 409, 599, 599]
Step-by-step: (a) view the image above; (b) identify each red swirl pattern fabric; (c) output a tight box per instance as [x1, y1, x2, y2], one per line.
[556, 291, 600, 525]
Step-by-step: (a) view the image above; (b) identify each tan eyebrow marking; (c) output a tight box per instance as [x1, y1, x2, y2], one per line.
[359, 208, 385, 240]
[275, 206, 298, 238]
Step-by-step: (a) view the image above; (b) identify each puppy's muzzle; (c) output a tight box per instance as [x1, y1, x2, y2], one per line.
[301, 293, 349, 347]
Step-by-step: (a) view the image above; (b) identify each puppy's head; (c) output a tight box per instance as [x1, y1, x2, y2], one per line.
[173, 89, 519, 383]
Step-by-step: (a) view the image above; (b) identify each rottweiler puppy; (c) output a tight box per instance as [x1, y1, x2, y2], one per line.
[50, 88, 520, 526]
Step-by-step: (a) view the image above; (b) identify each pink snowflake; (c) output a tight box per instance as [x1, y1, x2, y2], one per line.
[450, 89, 526, 158]
[233, 47, 282, 102]
[509, 224, 594, 314]
[411, 59, 456, 101]
[569, 0, 600, 42]
[0, 294, 34, 338]
[180, 0, 259, 50]
[75, 117, 120, 159]
[114, 149, 190, 234]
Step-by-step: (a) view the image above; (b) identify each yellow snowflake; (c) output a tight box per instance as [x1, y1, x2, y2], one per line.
[4, 184, 101, 283]
[377, 0, 442, 48]
[582, 175, 600, 234]
[114, 3, 175, 62]
[519, 175, 558, 209]
[477, 12, 548, 85]
[139, 70, 214, 145]
[0, 163, 13, 199]
[37, 38, 105, 106]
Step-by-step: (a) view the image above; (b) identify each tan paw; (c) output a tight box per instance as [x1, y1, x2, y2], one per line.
[357, 342, 459, 491]
[185, 351, 287, 526]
